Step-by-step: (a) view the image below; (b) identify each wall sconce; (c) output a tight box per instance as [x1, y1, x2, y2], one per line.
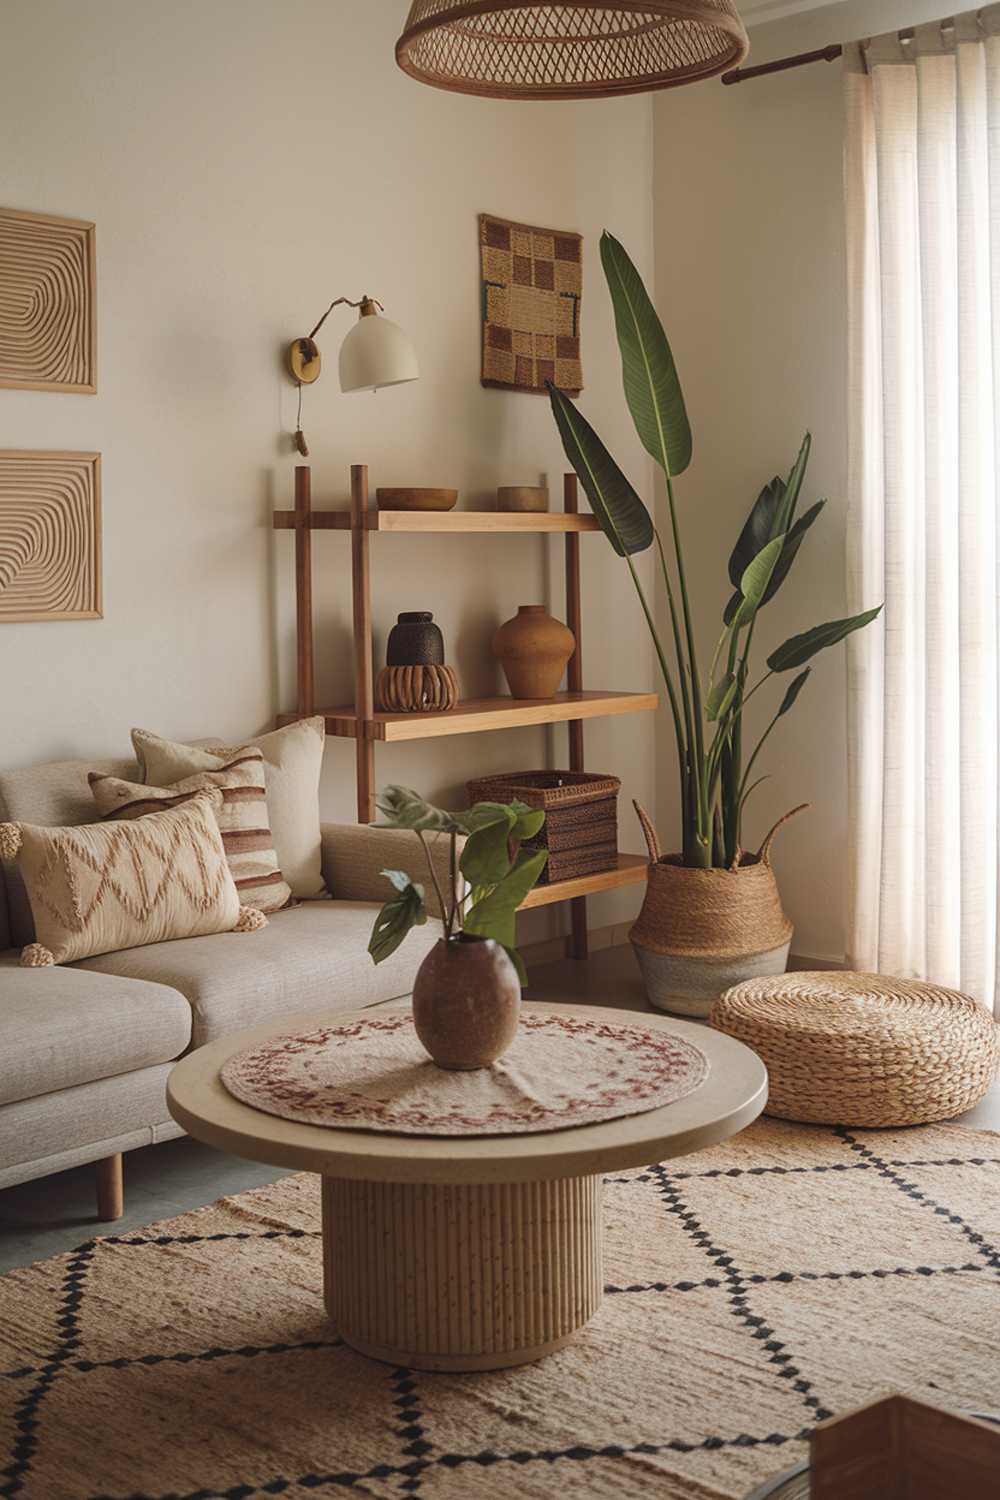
[287, 295, 419, 455]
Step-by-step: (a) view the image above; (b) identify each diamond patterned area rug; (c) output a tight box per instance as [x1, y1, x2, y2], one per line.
[1, 1118, 999, 1500]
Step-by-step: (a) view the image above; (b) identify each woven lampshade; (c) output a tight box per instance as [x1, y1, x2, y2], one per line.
[395, 1, 749, 99]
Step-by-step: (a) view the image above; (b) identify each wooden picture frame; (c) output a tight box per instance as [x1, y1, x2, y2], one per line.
[0, 451, 102, 622]
[0, 207, 97, 394]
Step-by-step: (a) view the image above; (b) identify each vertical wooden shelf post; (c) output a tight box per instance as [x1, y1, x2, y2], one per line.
[564, 472, 588, 961]
[294, 466, 315, 718]
[351, 464, 376, 824]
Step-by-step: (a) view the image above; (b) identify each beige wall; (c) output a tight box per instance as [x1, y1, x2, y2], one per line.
[651, 0, 952, 963]
[0, 1, 657, 941]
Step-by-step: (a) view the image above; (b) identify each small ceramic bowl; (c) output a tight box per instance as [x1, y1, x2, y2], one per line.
[498, 485, 549, 513]
[376, 488, 458, 512]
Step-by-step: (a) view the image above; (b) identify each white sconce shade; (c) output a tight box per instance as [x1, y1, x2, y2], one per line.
[339, 310, 420, 394]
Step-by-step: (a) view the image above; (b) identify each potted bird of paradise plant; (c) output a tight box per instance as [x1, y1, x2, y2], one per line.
[547, 233, 881, 1015]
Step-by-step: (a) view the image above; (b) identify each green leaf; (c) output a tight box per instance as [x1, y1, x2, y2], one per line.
[368, 880, 426, 965]
[380, 869, 416, 894]
[548, 383, 653, 557]
[510, 806, 545, 842]
[451, 801, 515, 836]
[375, 785, 456, 832]
[732, 535, 785, 626]
[776, 667, 811, 716]
[727, 476, 785, 590]
[460, 819, 514, 889]
[504, 944, 528, 987]
[767, 606, 883, 672]
[464, 848, 549, 951]
[723, 501, 826, 626]
[774, 432, 812, 535]
[600, 231, 692, 478]
[706, 672, 737, 722]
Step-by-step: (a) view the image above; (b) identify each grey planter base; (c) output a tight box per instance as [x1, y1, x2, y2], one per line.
[631, 940, 792, 1018]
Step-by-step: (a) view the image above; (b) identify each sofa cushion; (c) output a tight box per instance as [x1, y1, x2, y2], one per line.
[0, 755, 137, 948]
[73, 900, 438, 1046]
[5, 794, 244, 966]
[0, 743, 225, 948]
[0, 952, 190, 1107]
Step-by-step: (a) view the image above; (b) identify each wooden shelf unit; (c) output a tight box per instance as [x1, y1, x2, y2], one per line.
[274, 508, 603, 534]
[275, 465, 658, 958]
[277, 690, 657, 743]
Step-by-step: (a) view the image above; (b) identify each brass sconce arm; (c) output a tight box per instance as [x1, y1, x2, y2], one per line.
[290, 295, 385, 384]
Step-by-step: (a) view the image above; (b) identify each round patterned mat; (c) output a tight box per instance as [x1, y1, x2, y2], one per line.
[220, 1011, 710, 1136]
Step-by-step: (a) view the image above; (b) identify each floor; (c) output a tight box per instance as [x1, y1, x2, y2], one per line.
[2, 945, 998, 1274]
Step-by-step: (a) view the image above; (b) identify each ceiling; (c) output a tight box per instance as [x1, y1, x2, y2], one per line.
[740, 0, 835, 24]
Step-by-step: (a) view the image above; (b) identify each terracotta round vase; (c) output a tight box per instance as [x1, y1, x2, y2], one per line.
[492, 604, 575, 699]
[412, 935, 521, 1070]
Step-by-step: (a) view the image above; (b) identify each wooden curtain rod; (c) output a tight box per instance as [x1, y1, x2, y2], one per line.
[721, 43, 843, 84]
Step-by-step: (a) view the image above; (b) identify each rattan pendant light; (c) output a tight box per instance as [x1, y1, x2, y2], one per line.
[395, 1, 749, 99]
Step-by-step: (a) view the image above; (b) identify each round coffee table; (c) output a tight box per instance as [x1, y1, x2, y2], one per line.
[167, 1002, 767, 1372]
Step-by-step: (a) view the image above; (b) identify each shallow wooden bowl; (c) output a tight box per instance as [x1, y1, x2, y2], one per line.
[376, 488, 458, 512]
[498, 485, 549, 513]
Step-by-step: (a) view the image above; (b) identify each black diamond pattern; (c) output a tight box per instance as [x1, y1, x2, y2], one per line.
[1, 1125, 998, 1498]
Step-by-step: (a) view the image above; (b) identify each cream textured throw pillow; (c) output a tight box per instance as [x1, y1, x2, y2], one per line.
[90, 749, 292, 915]
[132, 719, 328, 899]
[0, 794, 265, 968]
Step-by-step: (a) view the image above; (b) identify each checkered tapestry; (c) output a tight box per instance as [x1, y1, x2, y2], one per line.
[479, 213, 583, 394]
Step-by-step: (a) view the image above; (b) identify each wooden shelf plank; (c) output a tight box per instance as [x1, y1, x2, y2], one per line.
[278, 690, 658, 743]
[273, 509, 602, 534]
[518, 853, 649, 910]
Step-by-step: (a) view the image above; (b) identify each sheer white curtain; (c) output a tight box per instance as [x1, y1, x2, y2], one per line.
[845, 9, 1000, 1014]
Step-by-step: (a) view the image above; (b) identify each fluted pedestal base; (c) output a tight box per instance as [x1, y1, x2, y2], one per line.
[321, 1174, 604, 1371]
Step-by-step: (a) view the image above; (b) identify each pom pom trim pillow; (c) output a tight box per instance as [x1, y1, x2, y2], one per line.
[0, 794, 265, 968]
[89, 748, 292, 915]
[132, 719, 327, 900]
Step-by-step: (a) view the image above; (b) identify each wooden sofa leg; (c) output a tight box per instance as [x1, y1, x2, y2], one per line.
[95, 1153, 124, 1222]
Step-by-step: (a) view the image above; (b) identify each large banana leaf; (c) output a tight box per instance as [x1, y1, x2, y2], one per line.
[727, 477, 784, 589]
[548, 382, 653, 557]
[774, 432, 812, 535]
[600, 231, 692, 479]
[723, 500, 826, 626]
[767, 606, 883, 672]
[732, 534, 785, 627]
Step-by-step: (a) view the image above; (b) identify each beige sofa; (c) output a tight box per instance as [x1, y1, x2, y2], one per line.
[0, 752, 444, 1219]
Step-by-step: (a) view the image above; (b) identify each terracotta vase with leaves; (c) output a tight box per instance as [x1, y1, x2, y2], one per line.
[367, 786, 548, 1069]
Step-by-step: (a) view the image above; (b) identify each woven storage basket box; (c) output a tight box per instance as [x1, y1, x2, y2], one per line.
[710, 971, 1000, 1127]
[466, 771, 619, 884]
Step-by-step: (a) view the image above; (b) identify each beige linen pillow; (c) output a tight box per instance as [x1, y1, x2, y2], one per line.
[89, 748, 292, 915]
[132, 718, 328, 899]
[0, 794, 266, 968]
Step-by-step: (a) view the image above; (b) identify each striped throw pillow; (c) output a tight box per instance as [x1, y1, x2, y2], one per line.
[89, 749, 292, 914]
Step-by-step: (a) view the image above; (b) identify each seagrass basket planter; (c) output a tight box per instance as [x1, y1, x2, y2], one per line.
[466, 770, 619, 883]
[629, 802, 799, 1017]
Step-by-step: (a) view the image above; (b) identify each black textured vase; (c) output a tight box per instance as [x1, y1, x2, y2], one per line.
[386, 612, 445, 667]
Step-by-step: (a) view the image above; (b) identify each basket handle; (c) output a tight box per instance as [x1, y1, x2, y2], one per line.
[632, 800, 661, 864]
[757, 803, 810, 865]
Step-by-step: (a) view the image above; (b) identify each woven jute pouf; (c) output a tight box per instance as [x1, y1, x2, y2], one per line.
[710, 971, 1000, 1127]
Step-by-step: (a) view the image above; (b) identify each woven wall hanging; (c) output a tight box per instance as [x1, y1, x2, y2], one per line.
[480, 214, 582, 394]
[397, 2, 749, 99]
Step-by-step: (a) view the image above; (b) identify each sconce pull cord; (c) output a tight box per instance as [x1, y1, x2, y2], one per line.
[294, 380, 309, 457]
